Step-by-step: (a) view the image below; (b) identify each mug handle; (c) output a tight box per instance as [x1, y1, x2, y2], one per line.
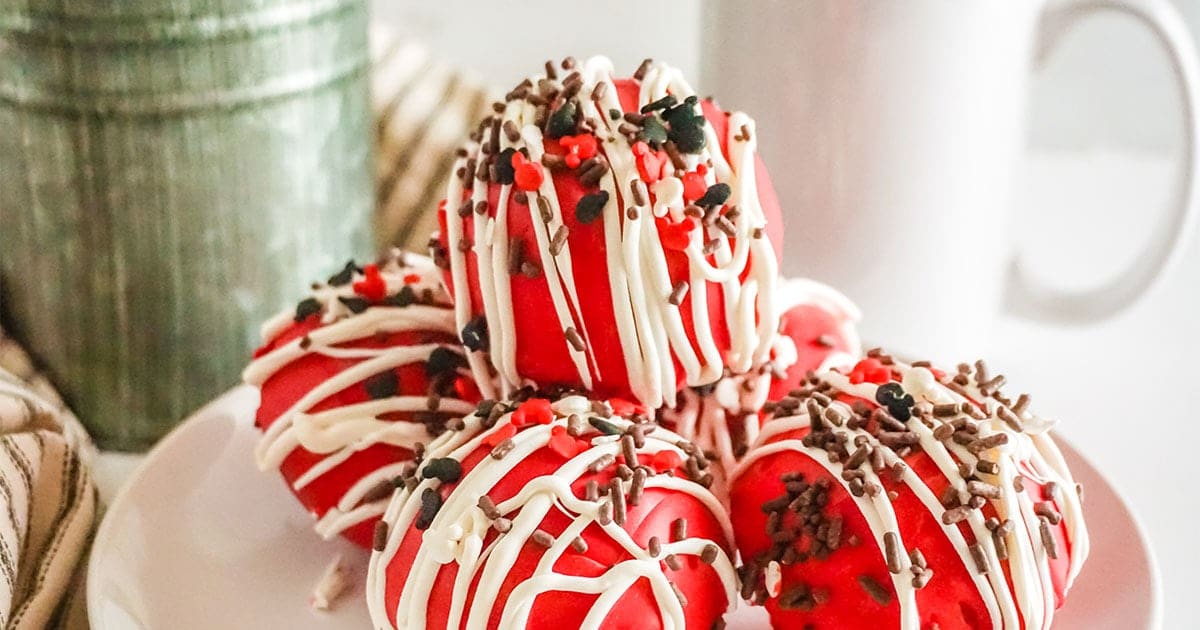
[1006, 0, 1200, 323]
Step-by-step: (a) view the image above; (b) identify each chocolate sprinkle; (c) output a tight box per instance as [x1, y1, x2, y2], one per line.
[575, 190, 609, 224]
[672, 518, 688, 542]
[591, 498, 611, 525]
[364, 371, 399, 400]
[641, 95, 678, 114]
[363, 479, 397, 505]
[564, 326, 585, 352]
[1040, 517, 1059, 558]
[857, 575, 892, 606]
[696, 183, 731, 209]
[609, 479, 627, 525]
[372, 521, 389, 551]
[425, 346, 466, 378]
[634, 58, 653, 80]
[337, 296, 369, 314]
[461, 316, 489, 352]
[478, 495, 501, 520]
[415, 487, 442, 530]
[531, 529, 554, 548]
[550, 225, 569, 256]
[942, 506, 972, 525]
[883, 532, 903, 574]
[912, 568, 933, 589]
[490, 438, 515, 460]
[668, 281, 689, 306]
[546, 101, 579, 139]
[293, 297, 321, 322]
[327, 260, 360, 286]
[969, 544, 989, 573]
[421, 457, 463, 483]
[993, 529, 1010, 560]
[629, 467, 647, 506]
[494, 148, 516, 184]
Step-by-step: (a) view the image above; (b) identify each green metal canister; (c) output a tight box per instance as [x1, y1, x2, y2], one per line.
[0, 0, 374, 450]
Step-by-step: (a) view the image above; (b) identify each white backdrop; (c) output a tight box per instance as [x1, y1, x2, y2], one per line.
[371, 0, 1200, 156]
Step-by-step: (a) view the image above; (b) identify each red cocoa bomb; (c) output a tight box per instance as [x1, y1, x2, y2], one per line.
[245, 251, 485, 548]
[661, 277, 861, 473]
[434, 55, 784, 411]
[766, 278, 862, 400]
[730, 353, 1089, 629]
[366, 393, 738, 630]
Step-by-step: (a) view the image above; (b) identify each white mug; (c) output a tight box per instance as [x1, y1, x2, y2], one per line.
[704, 0, 1199, 360]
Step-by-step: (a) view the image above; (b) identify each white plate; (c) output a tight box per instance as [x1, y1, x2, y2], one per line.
[88, 386, 1160, 629]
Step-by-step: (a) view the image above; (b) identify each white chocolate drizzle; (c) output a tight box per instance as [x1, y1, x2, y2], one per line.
[731, 359, 1089, 630]
[663, 277, 861, 475]
[243, 251, 486, 539]
[366, 394, 739, 630]
[442, 56, 779, 410]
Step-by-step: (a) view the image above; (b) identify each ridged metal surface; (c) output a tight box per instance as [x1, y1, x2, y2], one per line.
[0, 0, 374, 450]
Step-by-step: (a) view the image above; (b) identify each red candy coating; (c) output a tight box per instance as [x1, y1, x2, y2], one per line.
[730, 367, 1083, 629]
[438, 77, 785, 406]
[374, 403, 736, 629]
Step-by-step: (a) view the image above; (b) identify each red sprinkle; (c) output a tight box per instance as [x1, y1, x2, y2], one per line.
[511, 398, 554, 427]
[608, 398, 640, 418]
[659, 217, 698, 251]
[353, 264, 387, 302]
[512, 152, 545, 191]
[560, 134, 598, 169]
[681, 172, 707, 203]
[848, 358, 892, 385]
[403, 273, 421, 285]
[454, 376, 480, 402]
[633, 141, 666, 184]
[548, 425, 588, 459]
[482, 422, 517, 448]
[650, 450, 683, 474]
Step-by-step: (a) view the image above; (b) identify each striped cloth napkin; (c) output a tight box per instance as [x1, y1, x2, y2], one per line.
[0, 32, 491, 628]
[0, 329, 96, 630]
[371, 33, 496, 251]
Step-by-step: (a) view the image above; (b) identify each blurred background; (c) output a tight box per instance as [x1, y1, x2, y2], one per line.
[374, 0, 1200, 154]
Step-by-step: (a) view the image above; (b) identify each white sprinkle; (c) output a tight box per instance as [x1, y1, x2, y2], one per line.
[765, 560, 783, 598]
[309, 555, 349, 611]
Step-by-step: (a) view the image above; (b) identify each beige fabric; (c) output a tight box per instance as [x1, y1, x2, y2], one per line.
[371, 34, 496, 252]
[0, 331, 97, 630]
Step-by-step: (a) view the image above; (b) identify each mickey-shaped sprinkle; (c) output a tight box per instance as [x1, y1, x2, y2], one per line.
[875, 382, 916, 422]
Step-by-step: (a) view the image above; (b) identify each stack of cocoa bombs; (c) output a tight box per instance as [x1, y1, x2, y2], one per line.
[245, 56, 1087, 630]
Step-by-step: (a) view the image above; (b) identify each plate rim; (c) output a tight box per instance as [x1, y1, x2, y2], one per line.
[1057, 433, 1164, 629]
[86, 385, 260, 625]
